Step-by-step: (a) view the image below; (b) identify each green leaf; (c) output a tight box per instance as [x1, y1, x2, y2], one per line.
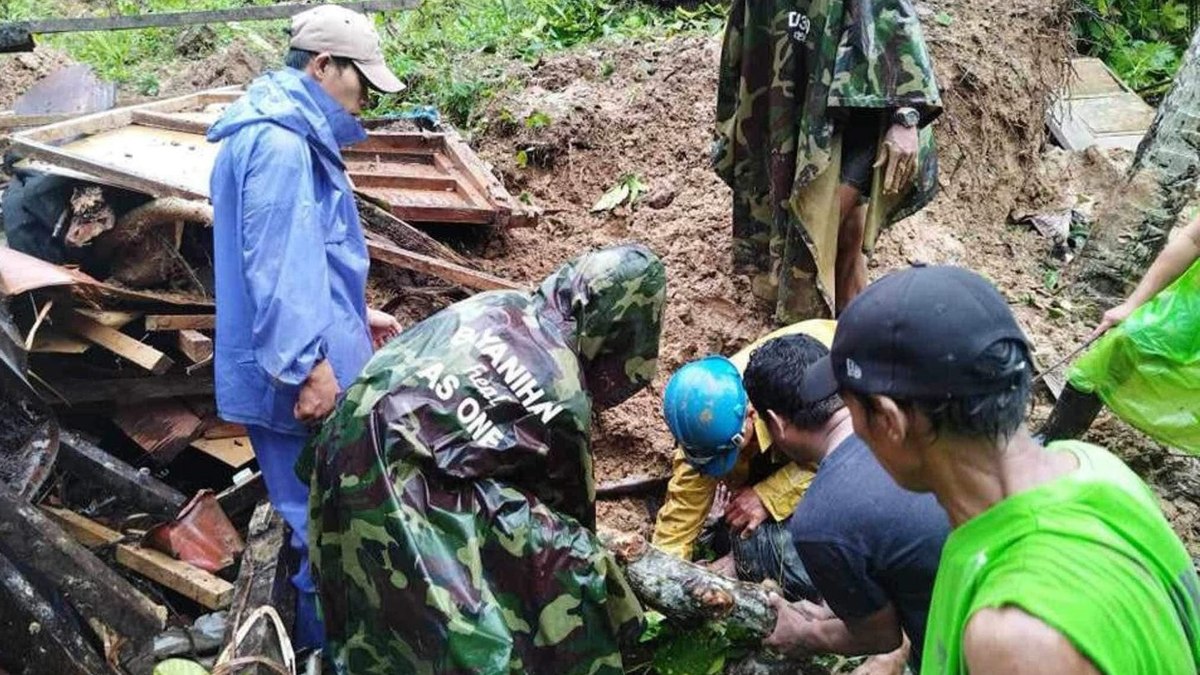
[591, 182, 630, 212]
[934, 11, 954, 26]
[524, 110, 552, 129]
[515, 149, 529, 169]
[625, 174, 647, 204]
[1043, 268, 1060, 291]
[153, 660, 210, 675]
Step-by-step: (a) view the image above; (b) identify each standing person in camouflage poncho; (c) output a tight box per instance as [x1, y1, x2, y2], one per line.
[299, 244, 666, 674]
[715, 0, 942, 320]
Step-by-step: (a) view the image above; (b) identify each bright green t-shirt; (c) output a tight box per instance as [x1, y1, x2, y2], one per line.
[921, 441, 1200, 674]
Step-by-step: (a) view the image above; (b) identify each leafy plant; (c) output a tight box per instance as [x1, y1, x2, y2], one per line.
[1076, 0, 1196, 94]
[591, 173, 647, 212]
[525, 110, 553, 129]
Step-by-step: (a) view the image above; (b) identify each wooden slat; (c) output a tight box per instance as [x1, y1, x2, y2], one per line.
[145, 314, 214, 331]
[40, 506, 122, 548]
[177, 329, 213, 364]
[0, 111, 76, 130]
[366, 239, 523, 291]
[18, 0, 419, 35]
[115, 546, 233, 610]
[442, 129, 537, 227]
[36, 373, 213, 406]
[191, 436, 255, 468]
[58, 430, 187, 517]
[75, 309, 142, 327]
[29, 329, 91, 354]
[58, 309, 174, 374]
[372, 199, 498, 225]
[112, 400, 205, 466]
[43, 507, 233, 610]
[203, 420, 248, 440]
[349, 172, 460, 192]
[130, 110, 209, 136]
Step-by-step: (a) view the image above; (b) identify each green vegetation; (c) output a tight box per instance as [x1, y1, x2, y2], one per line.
[1076, 0, 1197, 97]
[2, 0, 726, 129]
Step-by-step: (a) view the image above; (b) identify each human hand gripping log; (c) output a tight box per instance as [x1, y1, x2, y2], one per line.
[601, 530, 778, 641]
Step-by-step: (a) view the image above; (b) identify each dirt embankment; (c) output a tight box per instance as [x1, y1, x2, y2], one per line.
[467, 1, 1199, 552]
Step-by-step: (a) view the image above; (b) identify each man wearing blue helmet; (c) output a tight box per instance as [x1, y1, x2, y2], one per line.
[654, 320, 835, 599]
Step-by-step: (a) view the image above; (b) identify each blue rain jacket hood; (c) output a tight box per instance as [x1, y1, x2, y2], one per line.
[208, 68, 373, 435]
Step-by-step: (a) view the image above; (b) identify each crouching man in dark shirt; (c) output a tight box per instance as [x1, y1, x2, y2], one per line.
[743, 334, 950, 671]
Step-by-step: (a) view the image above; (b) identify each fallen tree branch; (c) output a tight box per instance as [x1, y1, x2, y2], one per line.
[602, 531, 776, 640]
[596, 474, 670, 499]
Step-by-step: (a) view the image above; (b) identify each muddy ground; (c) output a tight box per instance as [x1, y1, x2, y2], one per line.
[463, 0, 1200, 552]
[0, 0, 1195, 556]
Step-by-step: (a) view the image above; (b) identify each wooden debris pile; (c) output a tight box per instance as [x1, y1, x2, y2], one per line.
[0, 86, 534, 674]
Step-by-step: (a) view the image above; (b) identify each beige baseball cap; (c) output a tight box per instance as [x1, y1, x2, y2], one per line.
[289, 4, 405, 94]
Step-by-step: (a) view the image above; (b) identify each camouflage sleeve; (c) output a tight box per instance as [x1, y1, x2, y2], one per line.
[827, 0, 942, 124]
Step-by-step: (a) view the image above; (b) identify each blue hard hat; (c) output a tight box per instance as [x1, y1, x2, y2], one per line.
[662, 355, 749, 476]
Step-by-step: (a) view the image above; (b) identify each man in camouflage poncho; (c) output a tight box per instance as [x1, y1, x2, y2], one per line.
[715, 0, 942, 320]
[299, 244, 666, 674]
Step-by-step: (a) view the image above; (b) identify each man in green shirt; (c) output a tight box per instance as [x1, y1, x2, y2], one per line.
[795, 264, 1200, 674]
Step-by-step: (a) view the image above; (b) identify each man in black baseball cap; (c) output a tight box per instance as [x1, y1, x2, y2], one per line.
[798, 264, 1200, 675]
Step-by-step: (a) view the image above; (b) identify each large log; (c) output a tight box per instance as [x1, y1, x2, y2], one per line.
[1075, 25, 1200, 302]
[0, 484, 166, 641]
[222, 501, 296, 675]
[0, 543, 110, 675]
[603, 531, 776, 640]
[58, 430, 187, 518]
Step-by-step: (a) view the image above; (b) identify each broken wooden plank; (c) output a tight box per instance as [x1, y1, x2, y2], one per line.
[177, 329, 213, 364]
[191, 436, 255, 468]
[0, 111, 76, 130]
[130, 109, 209, 136]
[356, 199, 474, 266]
[37, 373, 214, 406]
[9, 0, 419, 37]
[42, 507, 234, 610]
[116, 544, 233, 610]
[145, 314, 215, 331]
[442, 129, 538, 227]
[203, 420, 248, 440]
[30, 310, 141, 355]
[57, 430, 187, 517]
[57, 309, 174, 374]
[217, 472, 266, 522]
[112, 400, 205, 466]
[0, 484, 167, 639]
[367, 239, 523, 292]
[0, 543, 111, 675]
[224, 502, 296, 670]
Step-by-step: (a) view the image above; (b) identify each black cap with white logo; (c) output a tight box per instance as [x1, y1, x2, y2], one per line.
[801, 265, 1030, 403]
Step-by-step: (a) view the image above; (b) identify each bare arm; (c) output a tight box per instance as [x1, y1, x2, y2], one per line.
[765, 594, 903, 657]
[1093, 217, 1200, 338]
[964, 607, 1100, 675]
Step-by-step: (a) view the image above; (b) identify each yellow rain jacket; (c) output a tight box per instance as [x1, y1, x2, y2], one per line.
[652, 320, 836, 559]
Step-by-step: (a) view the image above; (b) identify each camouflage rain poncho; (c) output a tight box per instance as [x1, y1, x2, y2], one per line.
[299, 244, 666, 674]
[715, 0, 942, 322]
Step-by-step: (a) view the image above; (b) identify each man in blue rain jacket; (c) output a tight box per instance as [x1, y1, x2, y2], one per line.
[206, 4, 404, 649]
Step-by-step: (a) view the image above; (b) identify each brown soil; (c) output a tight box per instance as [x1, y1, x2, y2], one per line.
[159, 41, 270, 98]
[461, 0, 1200, 550]
[0, 48, 75, 109]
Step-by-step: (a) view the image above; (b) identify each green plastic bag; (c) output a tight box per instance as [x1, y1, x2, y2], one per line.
[1069, 260, 1200, 454]
[152, 659, 209, 675]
